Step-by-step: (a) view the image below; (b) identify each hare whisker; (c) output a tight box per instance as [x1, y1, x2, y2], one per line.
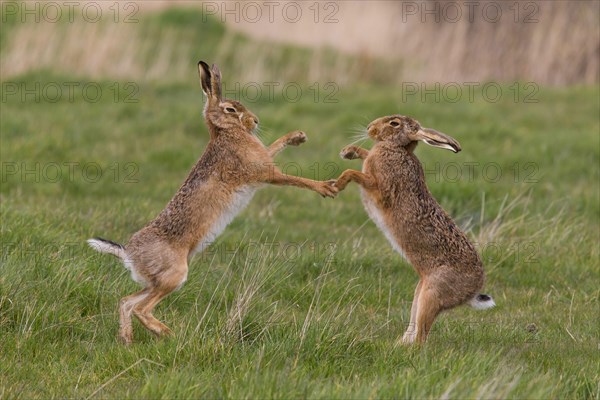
[348, 135, 369, 146]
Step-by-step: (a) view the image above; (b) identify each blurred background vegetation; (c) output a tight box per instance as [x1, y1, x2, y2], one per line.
[1, 1, 598, 85]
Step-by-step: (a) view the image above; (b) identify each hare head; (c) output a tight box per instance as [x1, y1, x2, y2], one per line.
[367, 115, 461, 153]
[198, 61, 260, 134]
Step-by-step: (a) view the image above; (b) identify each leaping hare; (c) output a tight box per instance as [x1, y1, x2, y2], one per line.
[88, 61, 338, 344]
[334, 115, 494, 344]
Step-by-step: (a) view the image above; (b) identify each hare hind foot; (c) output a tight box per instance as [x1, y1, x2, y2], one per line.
[134, 310, 174, 337]
[401, 326, 418, 345]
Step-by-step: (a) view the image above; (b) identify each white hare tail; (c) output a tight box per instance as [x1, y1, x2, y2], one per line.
[87, 237, 126, 260]
[468, 294, 496, 310]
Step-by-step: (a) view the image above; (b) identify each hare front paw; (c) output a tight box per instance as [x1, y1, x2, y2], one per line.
[332, 178, 348, 191]
[317, 180, 338, 198]
[340, 146, 360, 160]
[287, 130, 307, 146]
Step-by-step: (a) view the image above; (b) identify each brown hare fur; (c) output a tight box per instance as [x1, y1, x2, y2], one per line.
[334, 115, 494, 344]
[87, 61, 338, 344]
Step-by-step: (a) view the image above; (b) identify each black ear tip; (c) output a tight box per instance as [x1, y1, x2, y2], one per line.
[198, 61, 211, 73]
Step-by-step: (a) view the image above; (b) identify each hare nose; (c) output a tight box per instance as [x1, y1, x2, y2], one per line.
[253, 118, 259, 124]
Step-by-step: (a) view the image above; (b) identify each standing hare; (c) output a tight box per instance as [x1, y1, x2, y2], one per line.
[334, 115, 494, 344]
[88, 61, 338, 344]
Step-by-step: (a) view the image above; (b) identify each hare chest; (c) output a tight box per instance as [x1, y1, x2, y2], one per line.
[360, 189, 408, 261]
[191, 185, 258, 256]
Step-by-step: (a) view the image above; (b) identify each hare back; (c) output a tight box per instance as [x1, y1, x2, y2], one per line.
[362, 143, 482, 273]
[129, 177, 259, 252]
[124, 183, 258, 283]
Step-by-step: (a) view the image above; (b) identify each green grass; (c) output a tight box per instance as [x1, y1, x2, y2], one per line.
[1, 9, 599, 400]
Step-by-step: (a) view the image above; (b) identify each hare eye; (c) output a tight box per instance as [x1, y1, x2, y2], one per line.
[390, 121, 400, 127]
[225, 107, 236, 113]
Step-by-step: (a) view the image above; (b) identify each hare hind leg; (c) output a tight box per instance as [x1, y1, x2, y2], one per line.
[119, 289, 150, 344]
[401, 279, 422, 344]
[133, 290, 174, 337]
[133, 261, 188, 338]
[415, 285, 442, 344]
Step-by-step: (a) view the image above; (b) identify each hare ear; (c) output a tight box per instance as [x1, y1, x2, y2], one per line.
[210, 63, 222, 100]
[198, 61, 213, 98]
[414, 128, 462, 153]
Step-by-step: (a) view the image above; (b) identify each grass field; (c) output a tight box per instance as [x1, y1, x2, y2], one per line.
[1, 8, 599, 400]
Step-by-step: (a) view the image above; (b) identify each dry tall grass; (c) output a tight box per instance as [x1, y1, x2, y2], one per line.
[1, 1, 597, 85]
[230, 0, 599, 85]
